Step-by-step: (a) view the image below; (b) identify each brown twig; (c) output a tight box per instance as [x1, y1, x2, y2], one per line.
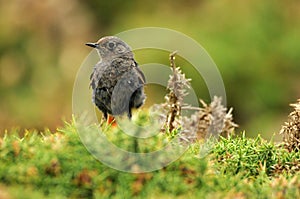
[280, 99, 300, 152]
[166, 51, 181, 132]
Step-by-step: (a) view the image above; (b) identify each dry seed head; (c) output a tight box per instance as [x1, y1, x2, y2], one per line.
[162, 51, 191, 132]
[280, 99, 300, 152]
[181, 96, 238, 143]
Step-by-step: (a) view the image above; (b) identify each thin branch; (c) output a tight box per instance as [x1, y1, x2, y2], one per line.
[169, 50, 178, 70]
[181, 106, 202, 111]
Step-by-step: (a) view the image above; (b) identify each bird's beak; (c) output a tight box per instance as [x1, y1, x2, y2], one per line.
[85, 42, 98, 48]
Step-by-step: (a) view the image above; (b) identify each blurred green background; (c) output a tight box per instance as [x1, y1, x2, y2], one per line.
[0, 0, 299, 139]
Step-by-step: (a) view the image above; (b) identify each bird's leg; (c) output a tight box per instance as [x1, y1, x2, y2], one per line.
[107, 115, 117, 127]
[99, 112, 108, 126]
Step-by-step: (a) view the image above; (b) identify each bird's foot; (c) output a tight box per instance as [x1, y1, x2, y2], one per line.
[107, 115, 117, 127]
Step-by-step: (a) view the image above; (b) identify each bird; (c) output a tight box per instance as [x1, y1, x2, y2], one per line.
[86, 36, 146, 124]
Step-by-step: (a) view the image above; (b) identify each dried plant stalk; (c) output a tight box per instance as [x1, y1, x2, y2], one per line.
[181, 96, 238, 143]
[280, 99, 300, 152]
[151, 52, 237, 141]
[164, 51, 191, 132]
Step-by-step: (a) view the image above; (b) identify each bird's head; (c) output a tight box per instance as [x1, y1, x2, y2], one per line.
[86, 36, 133, 60]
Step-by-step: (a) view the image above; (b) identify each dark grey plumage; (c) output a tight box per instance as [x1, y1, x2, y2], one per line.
[86, 36, 146, 119]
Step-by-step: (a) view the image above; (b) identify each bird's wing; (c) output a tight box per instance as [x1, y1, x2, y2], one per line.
[110, 68, 145, 116]
[134, 61, 146, 84]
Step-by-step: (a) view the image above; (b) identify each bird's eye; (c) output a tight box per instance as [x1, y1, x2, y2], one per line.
[107, 42, 115, 49]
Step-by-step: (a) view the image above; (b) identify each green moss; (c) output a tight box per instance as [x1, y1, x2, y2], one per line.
[0, 121, 299, 198]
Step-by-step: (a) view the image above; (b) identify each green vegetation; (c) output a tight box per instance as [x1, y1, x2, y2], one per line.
[1, 1, 300, 137]
[0, 120, 299, 199]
